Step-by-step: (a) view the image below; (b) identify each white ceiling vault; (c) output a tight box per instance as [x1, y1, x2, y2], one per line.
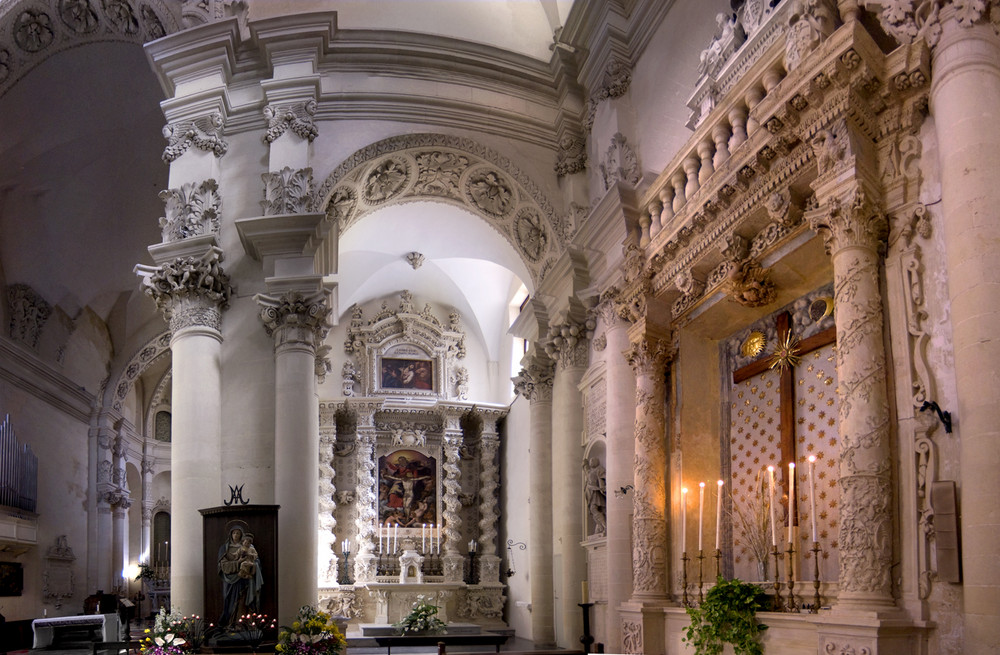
[0, 0, 576, 367]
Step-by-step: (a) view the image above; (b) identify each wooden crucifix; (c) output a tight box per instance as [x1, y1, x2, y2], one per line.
[732, 312, 836, 504]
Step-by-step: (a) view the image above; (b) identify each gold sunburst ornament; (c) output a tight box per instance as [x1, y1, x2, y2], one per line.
[768, 331, 802, 371]
[741, 331, 766, 357]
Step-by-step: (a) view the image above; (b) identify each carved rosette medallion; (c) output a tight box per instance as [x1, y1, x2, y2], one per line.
[514, 208, 548, 262]
[414, 151, 469, 199]
[624, 337, 673, 597]
[159, 179, 222, 242]
[364, 157, 410, 204]
[141, 251, 233, 333]
[809, 188, 893, 604]
[261, 167, 314, 215]
[466, 168, 514, 218]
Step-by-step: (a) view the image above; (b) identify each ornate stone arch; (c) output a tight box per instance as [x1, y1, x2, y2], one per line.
[0, 0, 181, 100]
[106, 331, 172, 413]
[315, 134, 571, 287]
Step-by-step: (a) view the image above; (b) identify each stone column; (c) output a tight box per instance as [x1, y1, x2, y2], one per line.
[807, 189, 894, 609]
[925, 10, 1000, 649]
[140, 458, 154, 564]
[352, 402, 380, 583]
[599, 300, 637, 652]
[257, 289, 332, 621]
[546, 319, 589, 648]
[619, 332, 672, 655]
[111, 498, 131, 594]
[513, 360, 555, 646]
[477, 411, 504, 583]
[137, 243, 231, 614]
[441, 411, 466, 582]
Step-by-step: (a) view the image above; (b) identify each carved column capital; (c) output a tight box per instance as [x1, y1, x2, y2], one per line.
[543, 316, 595, 369]
[875, 0, 999, 48]
[263, 99, 318, 143]
[139, 248, 233, 333]
[161, 111, 228, 163]
[807, 187, 888, 256]
[624, 335, 674, 377]
[512, 359, 555, 403]
[257, 289, 333, 352]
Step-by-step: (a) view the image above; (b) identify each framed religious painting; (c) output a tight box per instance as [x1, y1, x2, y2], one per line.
[378, 353, 436, 393]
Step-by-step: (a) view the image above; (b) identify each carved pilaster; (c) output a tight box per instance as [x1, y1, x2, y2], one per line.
[478, 425, 501, 582]
[624, 336, 673, 599]
[158, 179, 221, 242]
[319, 419, 338, 585]
[138, 247, 233, 333]
[161, 112, 227, 162]
[261, 166, 315, 215]
[806, 188, 894, 608]
[353, 423, 378, 583]
[263, 99, 318, 143]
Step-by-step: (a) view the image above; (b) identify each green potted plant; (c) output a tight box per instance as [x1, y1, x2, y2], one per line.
[683, 577, 768, 655]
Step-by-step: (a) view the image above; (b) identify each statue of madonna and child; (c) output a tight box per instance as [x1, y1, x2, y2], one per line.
[218, 524, 263, 628]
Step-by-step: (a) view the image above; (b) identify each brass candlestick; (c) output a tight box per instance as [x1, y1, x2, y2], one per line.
[681, 551, 690, 607]
[785, 541, 797, 612]
[714, 548, 722, 580]
[697, 549, 706, 604]
[811, 541, 821, 613]
[771, 544, 784, 612]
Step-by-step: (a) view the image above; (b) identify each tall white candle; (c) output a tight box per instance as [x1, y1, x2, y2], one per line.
[788, 462, 796, 543]
[768, 466, 777, 547]
[715, 480, 724, 550]
[681, 487, 688, 552]
[422, 524, 426, 552]
[698, 482, 705, 552]
[394, 524, 398, 552]
[808, 455, 818, 542]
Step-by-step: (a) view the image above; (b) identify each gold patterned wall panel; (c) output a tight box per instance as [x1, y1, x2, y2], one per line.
[793, 345, 840, 585]
[729, 367, 782, 582]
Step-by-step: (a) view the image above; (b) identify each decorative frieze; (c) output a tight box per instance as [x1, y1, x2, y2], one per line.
[263, 100, 318, 143]
[261, 167, 315, 215]
[159, 179, 222, 242]
[161, 112, 228, 163]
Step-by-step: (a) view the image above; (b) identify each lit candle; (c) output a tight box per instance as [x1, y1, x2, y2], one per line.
[681, 487, 688, 552]
[698, 482, 705, 552]
[788, 462, 796, 543]
[715, 480, 724, 550]
[422, 524, 426, 552]
[768, 466, 777, 547]
[394, 524, 398, 552]
[379, 524, 383, 552]
[808, 455, 818, 542]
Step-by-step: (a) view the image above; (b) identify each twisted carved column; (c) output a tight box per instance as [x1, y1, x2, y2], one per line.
[319, 415, 338, 586]
[624, 336, 672, 601]
[258, 289, 332, 619]
[808, 189, 894, 609]
[513, 360, 555, 647]
[138, 247, 232, 614]
[442, 412, 465, 582]
[478, 411, 503, 583]
[353, 404, 379, 583]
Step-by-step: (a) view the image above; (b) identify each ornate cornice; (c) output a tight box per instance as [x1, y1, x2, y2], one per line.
[159, 179, 222, 242]
[261, 167, 315, 215]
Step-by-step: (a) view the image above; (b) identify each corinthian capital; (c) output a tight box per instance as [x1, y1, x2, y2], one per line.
[543, 316, 596, 369]
[875, 0, 996, 47]
[257, 289, 333, 345]
[138, 247, 233, 332]
[624, 335, 675, 376]
[158, 179, 221, 242]
[807, 188, 888, 255]
[512, 359, 555, 402]
[261, 167, 315, 215]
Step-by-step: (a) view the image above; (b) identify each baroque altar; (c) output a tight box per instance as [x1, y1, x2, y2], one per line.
[317, 292, 508, 629]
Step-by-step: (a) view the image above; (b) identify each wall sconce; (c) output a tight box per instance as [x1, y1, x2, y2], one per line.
[505, 539, 526, 577]
[614, 485, 634, 498]
[920, 400, 953, 434]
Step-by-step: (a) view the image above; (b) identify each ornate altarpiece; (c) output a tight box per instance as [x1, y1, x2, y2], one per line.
[317, 292, 507, 630]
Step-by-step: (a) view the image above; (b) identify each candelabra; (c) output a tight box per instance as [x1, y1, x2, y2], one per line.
[681, 551, 690, 607]
[578, 602, 595, 654]
[466, 550, 478, 585]
[697, 549, 706, 604]
[771, 544, 784, 612]
[810, 541, 822, 613]
[714, 548, 722, 580]
[785, 541, 797, 612]
[338, 550, 352, 585]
